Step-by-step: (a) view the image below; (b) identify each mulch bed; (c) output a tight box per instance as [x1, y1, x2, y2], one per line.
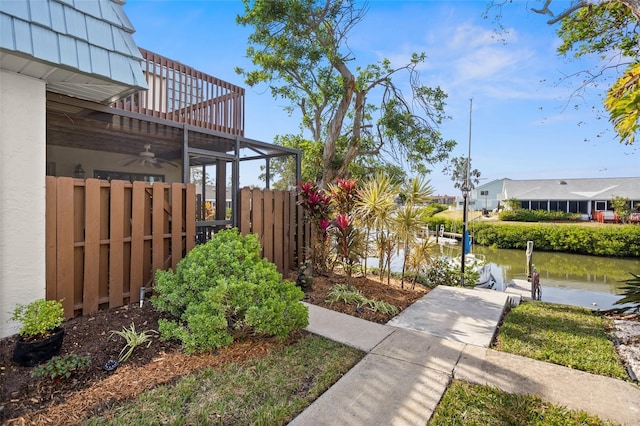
[0, 272, 427, 424]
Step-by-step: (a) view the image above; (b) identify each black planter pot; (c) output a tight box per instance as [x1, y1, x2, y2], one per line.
[12, 327, 65, 367]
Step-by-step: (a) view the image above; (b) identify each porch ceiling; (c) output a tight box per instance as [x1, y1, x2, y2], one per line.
[46, 93, 296, 166]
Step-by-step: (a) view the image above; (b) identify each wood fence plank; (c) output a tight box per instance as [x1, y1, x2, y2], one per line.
[171, 183, 183, 269]
[252, 190, 264, 256]
[99, 184, 110, 301]
[130, 182, 145, 303]
[83, 179, 101, 315]
[238, 188, 251, 235]
[46, 177, 57, 301]
[109, 180, 125, 308]
[273, 190, 284, 274]
[185, 184, 196, 253]
[152, 183, 165, 281]
[284, 192, 293, 273]
[263, 190, 274, 264]
[56, 178, 75, 318]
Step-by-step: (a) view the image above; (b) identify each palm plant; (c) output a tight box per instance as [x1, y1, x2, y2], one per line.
[404, 237, 436, 289]
[614, 272, 640, 313]
[393, 203, 427, 288]
[393, 177, 433, 288]
[354, 174, 399, 276]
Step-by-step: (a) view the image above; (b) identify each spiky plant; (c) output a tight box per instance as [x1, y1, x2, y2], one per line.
[354, 173, 398, 275]
[614, 272, 640, 313]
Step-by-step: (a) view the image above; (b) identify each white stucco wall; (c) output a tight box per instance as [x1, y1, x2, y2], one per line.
[0, 70, 47, 338]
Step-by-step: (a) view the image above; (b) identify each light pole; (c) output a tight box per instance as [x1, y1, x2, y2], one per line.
[460, 98, 472, 286]
[460, 182, 470, 286]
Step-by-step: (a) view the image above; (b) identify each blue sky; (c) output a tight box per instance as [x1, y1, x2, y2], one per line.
[124, 0, 639, 195]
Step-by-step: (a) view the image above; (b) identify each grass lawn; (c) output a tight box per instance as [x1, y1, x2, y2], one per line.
[494, 301, 628, 379]
[84, 334, 363, 425]
[429, 380, 617, 425]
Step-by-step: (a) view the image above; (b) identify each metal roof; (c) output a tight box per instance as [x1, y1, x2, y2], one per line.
[501, 177, 640, 201]
[0, 0, 146, 103]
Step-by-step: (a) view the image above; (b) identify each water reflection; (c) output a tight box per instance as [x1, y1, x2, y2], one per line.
[471, 245, 640, 310]
[369, 243, 640, 310]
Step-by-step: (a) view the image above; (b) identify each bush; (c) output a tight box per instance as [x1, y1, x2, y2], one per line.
[473, 223, 640, 257]
[11, 299, 65, 338]
[152, 229, 308, 354]
[423, 203, 448, 217]
[424, 257, 480, 288]
[498, 209, 581, 222]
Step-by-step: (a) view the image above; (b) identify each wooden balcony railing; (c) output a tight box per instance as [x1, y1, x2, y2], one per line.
[112, 48, 245, 136]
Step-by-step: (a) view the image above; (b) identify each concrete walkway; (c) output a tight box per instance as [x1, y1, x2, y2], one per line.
[289, 287, 640, 426]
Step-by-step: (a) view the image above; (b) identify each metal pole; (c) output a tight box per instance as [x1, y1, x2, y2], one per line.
[460, 98, 472, 286]
[461, 192, 468, 286]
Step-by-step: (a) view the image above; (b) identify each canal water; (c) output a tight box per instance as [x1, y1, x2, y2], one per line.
[459, 244, 639, 310]
[369, 243, 640, 310]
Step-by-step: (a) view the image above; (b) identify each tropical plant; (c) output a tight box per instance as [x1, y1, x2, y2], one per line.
[298, 181, 332, 272]
[326, 284, 398, 315]
[613, 272, 640, 313]
[610, 195, 631, 223]
[327, 179, 365, 281]
[504, 198, 521, 211]
[393, 177, 433, 288]
[152, 229, 308, 354]
[31, 353, 91, 380]
[330, 213, 366, 283]
[404, 238, 437, 289]
[354, 173, 399, 280]
[10, 299, 65, 339]
[110, 323, 156, 363]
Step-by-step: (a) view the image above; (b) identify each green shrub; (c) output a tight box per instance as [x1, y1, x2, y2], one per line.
[423, 203, 448, 217]
[11, 299, 65, 338]
[31, 353, 91, 380]
[424, 257, 480, 288]
[152, 229, 308, 354]
[498, 209, 581, 222]
[473, 223, 640, 257]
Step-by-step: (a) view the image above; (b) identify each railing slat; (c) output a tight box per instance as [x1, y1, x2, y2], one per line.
[111, 48, 244, 135]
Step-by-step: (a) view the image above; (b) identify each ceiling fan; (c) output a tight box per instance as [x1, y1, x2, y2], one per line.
[118, 144, 178, 168]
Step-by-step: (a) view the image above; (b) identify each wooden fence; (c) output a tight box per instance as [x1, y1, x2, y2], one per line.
[237, 188, 309, 276]
[46, 177, 196, 318]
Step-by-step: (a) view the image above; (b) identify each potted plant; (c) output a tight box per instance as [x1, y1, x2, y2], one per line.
[10, 299, 65, 367]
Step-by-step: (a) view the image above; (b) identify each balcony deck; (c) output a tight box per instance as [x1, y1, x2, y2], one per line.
[112, 48, 244, 136]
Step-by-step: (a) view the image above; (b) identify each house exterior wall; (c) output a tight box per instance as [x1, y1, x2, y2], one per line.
[471, 179, 506, 211]
[0, 70, 47, 338]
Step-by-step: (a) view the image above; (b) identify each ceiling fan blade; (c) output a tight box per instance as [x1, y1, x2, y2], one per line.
[118, 158, 141, 166]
